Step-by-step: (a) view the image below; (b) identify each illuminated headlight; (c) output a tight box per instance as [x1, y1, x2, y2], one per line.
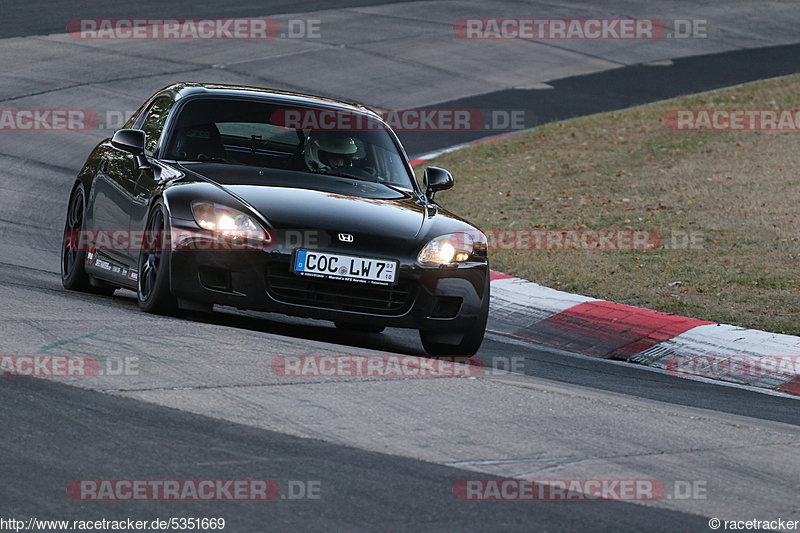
[191, 201, 267, 241]
[418, 231, 487, 265]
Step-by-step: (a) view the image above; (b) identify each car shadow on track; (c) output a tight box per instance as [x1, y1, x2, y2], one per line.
[200, 307, 427, 356]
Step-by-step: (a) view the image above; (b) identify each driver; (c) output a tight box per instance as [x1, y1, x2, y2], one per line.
[304, 130, 359, 172]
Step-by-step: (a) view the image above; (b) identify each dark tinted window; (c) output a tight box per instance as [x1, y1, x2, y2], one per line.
[164, 98, 414, 189]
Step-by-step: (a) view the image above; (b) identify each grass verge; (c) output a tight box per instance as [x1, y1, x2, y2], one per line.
[417, 74, 800, 335]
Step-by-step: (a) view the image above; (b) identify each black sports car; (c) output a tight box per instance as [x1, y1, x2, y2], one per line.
[61, 83, 489, 355]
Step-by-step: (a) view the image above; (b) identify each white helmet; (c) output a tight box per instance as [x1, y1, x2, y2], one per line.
[304, 131, 359, 172]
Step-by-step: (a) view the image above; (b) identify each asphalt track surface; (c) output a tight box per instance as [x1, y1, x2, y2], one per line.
[2, 1, 800, 532]
[3, 378, 714, 533]
[399, 42, 800, 155]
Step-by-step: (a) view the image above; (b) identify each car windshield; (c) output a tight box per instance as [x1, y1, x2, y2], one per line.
[163, 97, 414, 189]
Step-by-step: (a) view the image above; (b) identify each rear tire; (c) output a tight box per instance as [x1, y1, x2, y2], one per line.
[137, 201, 180, 315]
[334, 321, 385, 334]
[61, 183, 116, 296]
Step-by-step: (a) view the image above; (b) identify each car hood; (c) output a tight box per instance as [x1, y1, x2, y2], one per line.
[228, 185, 426, 239]
[176, 163, 426, 239]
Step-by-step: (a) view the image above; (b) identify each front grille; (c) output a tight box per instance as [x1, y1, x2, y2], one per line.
[265, 264, 414, 315]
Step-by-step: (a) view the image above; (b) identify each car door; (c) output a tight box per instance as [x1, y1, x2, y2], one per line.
[90, 134, 144, 267]
[127, 96, 175, 243]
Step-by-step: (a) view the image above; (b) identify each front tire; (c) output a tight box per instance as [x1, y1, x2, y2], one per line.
[61, 183, 115, 296]
[420, 292, 489, 356]
[137, 201, 179, 315]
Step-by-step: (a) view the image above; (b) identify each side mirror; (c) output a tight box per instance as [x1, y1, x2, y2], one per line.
[423, 167, 454, 201]
[111, 129, 146, 156]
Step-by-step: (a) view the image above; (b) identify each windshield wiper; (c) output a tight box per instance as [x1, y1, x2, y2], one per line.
[311, 169, 377, 183]
[182, 156, 235, 165]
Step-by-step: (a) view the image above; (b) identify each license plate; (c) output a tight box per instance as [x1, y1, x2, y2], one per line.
[293, 250, 398, 285]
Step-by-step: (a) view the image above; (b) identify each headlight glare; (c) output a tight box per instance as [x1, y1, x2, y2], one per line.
[191, 201, 267, 241]
[418, 232, 478, 265]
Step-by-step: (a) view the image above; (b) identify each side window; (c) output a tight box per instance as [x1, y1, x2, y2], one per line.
[139, 97, 174, 156]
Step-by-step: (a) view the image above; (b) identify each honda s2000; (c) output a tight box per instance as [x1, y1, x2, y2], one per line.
[61, 83, 489, 355]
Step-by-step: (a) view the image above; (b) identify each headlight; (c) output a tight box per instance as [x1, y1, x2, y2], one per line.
[418, 231, 487, 265]
[191, 201, 268, 241]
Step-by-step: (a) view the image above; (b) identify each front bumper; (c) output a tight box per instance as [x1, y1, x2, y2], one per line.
[168, 223, 489, 331]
